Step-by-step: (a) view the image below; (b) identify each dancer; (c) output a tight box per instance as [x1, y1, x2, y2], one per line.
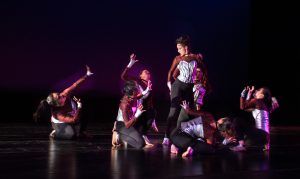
[163, 35, 202, 145]
[33, 65, 94, 139]
[240, 86, 279, 150]
[193, 66, 210, 110]
[170, 101, 216, 157]
[120, 53, 158, 145]
[113, 80, 146, 149]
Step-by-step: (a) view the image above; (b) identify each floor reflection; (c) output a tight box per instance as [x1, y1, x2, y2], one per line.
[110, 146, 147, 179]
[48, 139, 77, 179]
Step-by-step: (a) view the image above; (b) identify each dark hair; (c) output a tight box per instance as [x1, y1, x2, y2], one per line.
[217, 117, 236, 136]
[261, 87, 273, 112]
[196, 61, 211, 93]
[33, 99, 51, 123]
[122, 80, 139, 96]
[176, 35, 191, 48]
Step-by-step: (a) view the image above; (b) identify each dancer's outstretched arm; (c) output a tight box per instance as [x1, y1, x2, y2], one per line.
[60, 65, 93, 97]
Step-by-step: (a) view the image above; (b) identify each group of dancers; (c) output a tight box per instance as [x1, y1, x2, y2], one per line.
[34, 36, 279, 157]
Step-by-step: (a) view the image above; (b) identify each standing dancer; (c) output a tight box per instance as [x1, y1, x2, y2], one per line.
[163, 36, 202, 145]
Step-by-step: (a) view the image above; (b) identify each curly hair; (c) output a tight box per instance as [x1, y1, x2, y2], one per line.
[176, 35, 191, 48]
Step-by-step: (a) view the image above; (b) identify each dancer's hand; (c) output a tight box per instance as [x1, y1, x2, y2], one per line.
[147, 80, 152, 90]
[167, 81, 171, 92]
[127, 53, 138, 68]
[130, 53, 137, 60]
[248, 86, 255, 92]
[134, 104, 146, 118]
[240, 87, 247, 98]
[73, 96, 82, 109]
[246, 86, 255, 100]
[226, 137, 237, 144]
[197, 53, 203, 60]
[142, 80, 152, 95]
[86, 65, 94, 76]
[271, 97, 279, 111]
[180, 100, 190, 111]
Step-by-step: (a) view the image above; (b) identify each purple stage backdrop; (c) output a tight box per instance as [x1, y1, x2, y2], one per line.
[0, 0, 297, 124]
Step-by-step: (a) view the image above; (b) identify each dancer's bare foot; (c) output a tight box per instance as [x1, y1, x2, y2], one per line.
[143, 135, 154, 146]
[162, 137, 170, 145]
[182, 147, 193, 158]
[151, 120, 159, 133]
[112, 131, 121, 147]
[170, 144, 178, 154]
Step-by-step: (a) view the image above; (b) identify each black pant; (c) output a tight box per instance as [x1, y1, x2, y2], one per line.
[134, 108, 156, 135]
[170, 128, 215, 155]
[165, 79, 194, 138]
[116, 121, 145, 149]
[176, 108, 191, 128]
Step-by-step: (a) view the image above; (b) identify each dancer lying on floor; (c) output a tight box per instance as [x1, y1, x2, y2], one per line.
[170, 101, 216, 157]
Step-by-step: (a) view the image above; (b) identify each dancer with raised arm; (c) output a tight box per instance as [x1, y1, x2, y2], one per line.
[240, 86, 279, 150]
[33, 65, 94, 139]
[119, 53, 158, 145]
[113, 80, 147, 149]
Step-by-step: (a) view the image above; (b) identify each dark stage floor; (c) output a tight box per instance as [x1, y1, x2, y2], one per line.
[1, 122, 300, 179]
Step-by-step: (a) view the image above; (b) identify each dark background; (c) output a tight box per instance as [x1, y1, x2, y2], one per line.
[0, 0, 298, 125]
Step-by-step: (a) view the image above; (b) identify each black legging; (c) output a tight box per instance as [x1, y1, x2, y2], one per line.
[116, 121, 145, 149]
[133, 108, 156, 135]
[170, 128, 215, 155]
[165, 79, 194, 138]
[176, 108, 190, 128]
